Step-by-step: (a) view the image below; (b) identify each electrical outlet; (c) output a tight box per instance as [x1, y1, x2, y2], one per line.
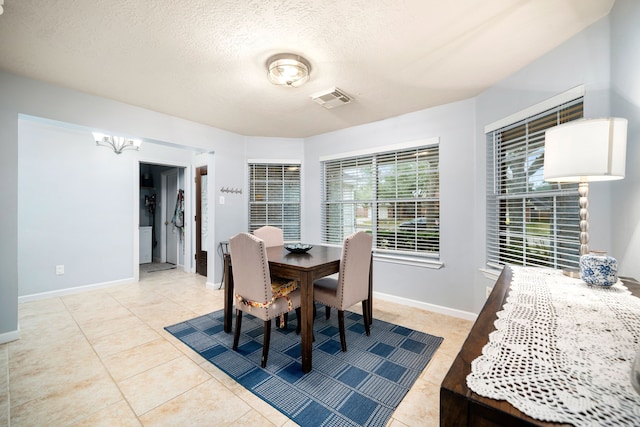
[56, 265, 64, 275]
[486, 286, 492, 298]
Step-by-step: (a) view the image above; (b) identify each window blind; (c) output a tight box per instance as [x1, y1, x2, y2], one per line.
[486, 98, 583, 269]
[248, 163, 301, 241]
[321, 144, 439, 256]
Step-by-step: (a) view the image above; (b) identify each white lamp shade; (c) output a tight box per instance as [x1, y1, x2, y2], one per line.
[544, 117, 627, 182]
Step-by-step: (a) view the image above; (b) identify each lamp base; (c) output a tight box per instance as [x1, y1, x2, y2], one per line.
[562, 267, 581, 278]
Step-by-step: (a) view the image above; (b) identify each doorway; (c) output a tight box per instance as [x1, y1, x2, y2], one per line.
[140, 163, 186, 272]
[195, 165, 208, 276]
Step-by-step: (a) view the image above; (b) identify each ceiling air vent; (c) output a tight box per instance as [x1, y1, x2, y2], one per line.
[311, 87, 353, 109]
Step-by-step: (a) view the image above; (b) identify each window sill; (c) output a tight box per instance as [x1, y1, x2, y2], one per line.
[480, 266, 503, 281]
[373, 253, 443, 269]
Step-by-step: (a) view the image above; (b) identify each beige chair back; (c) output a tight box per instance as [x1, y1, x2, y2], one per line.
[337, 231, 373, 309]
[252, 226, 284, 247]
[229, 233, 274, 314]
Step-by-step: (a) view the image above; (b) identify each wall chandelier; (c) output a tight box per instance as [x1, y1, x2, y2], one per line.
[92, 132, 141, 154]
[266, 53, 311, 87]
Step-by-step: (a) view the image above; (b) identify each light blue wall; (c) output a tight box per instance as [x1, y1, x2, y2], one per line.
[303, 99, 477, 314]
[0, 71, 247, 340]
[610, 0, 640, 280]
[472, 16, 615, 305]
[0, 77, 19, 342]
[2, 4, 639, 340]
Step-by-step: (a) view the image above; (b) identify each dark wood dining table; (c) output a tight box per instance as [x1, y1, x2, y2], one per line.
[440, 267, 640, 426]
[223, 244, 372, 373]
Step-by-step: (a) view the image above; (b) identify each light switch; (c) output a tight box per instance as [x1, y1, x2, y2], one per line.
[219, 196, 225, 205]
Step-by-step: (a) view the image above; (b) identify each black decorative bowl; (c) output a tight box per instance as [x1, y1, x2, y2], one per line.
[284, 243, 313, 254]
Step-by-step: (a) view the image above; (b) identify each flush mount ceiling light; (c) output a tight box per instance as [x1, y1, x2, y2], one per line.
[92, 132, 141, 154]
[266, 53, 311, 87]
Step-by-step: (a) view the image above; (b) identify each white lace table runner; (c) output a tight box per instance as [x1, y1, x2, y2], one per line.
[467, 266, 640, 426]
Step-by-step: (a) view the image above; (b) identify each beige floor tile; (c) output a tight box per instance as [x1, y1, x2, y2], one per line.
[0, 345, 7, 427]
[71, 400, 141, 427]
[387, 418, 410, 426]
[391, 376, 440, 427]
[62, 290, 123, 313]
[17, 310, 82, 343]
[7, 268, 473, 426]
[71, 304, 135, 327]
[139, 379, 252, 426]
[10, 372, 123, 426]
[17, 297, 68, 320]
[421, 350, 458, 386]
[235, 387, 291, 426]
[78, 312, 147, 341]
[227, 408, 278, 427]
[128, 300, 198, 331]
[118, 356, 211, 416]
[90, 323, 161, 358]
[0, 398, 7, 427]
[10, 345, 110, 407]
[103, 338, 182, 381]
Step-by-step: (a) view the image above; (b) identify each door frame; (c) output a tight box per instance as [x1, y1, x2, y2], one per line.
[195, 165, 208, 276]
[134, 159, 193, 281]
[160, 169, 180, 265]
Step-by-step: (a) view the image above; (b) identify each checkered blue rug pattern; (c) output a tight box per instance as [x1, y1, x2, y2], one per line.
[165, 308, 443, 427]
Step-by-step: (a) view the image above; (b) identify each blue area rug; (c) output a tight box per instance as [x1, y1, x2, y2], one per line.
[165, 308, 443, 427]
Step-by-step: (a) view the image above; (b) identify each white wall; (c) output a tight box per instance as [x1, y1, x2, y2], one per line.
[610, 0, 640, 280]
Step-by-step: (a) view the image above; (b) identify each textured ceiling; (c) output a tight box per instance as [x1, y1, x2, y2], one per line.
[0, 0, 614, 138]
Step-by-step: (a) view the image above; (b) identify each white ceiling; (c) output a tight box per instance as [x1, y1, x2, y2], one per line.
[0, 0, 614, 138]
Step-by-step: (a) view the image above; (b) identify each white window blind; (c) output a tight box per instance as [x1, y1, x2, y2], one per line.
[248, 163, 300, 241]
[321, 144, 439, 256]
[486, 98, 583, 269]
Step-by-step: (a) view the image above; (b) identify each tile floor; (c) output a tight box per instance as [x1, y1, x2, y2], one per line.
[0, 268, 473, 426]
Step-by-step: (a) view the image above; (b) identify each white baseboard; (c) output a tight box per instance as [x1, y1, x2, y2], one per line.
[207, 283, 477, 320]
[0, 328, 20, 344]
[373, 291, 478, 321]
[206, 281, 222, 290]
[18, 278, 135, 303]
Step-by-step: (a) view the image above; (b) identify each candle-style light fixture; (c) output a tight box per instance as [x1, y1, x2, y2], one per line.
[92, 132, 141, 154]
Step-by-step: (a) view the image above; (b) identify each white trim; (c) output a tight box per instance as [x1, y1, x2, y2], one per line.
[480, 267, 502, 281]
[247, 158, 301, 165]
[374, 291, 477, 321]
[0, 328, 20, 344]
[18, 278, 134, 303]
[373, 253, 444, 269]
[319, 137, 439, 162]
[484, 85, 585, 133]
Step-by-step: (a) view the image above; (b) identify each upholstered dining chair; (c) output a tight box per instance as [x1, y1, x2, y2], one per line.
[252, 225, 284, 247]
[313, 231, 373, 352]
[252, 225, 295, 327]
[229, 232, 301, 367]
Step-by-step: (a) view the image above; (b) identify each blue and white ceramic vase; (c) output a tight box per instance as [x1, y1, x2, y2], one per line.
[579, 250, 618, 287]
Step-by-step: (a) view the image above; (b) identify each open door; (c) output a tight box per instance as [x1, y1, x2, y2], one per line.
[164, 169, 179, 265]
[195, 165, 208, 276]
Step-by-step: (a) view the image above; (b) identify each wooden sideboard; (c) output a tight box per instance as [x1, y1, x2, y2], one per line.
[440, 266, 640, 427]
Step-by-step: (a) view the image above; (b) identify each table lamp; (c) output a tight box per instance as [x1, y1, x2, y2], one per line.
[543, 117, 627, 277]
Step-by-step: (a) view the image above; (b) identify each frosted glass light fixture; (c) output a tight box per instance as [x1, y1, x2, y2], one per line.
[544, 117, 627, 256]
[266, 53, 311, 87]
[92, 132, 141, 155]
